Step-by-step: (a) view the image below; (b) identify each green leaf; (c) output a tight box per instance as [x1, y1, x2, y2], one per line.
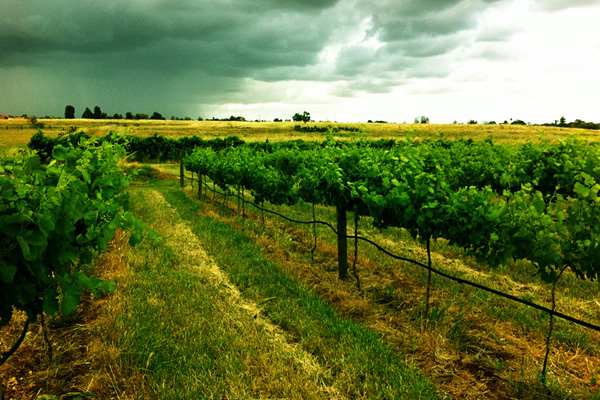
[52, 145, 68, 161]
[43, 288, 60, 316]
[0, 260, 17, 283]
[532, 196, 545, 214]
[61, 283, 82, 316]
[129, 230, 142, 246]
[573, 182, 589, 198]
[17, 235, 32, 260]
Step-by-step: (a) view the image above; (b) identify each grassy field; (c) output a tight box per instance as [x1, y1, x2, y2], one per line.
[1, 118, 598, 150]
[1, 119, 599, 398]
[1, 166, 599, 398]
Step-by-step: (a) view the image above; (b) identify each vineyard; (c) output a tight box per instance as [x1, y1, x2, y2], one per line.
[1, 130, 599, 399]
[184, 138, 600, 282]
[182, 137, 600, 397]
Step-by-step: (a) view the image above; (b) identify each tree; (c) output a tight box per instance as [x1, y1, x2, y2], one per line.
[420, 116, 430, 124]
[93, 106, 106, 119]
[82, 107, 93, 119]
[150, 111, 165, 120]
[125, 112, 133, 120]
[293, 111, 311, 123]
[64, 105, 75, 119]
[559, 116, 567, 127]
[113, 113, 123, 119]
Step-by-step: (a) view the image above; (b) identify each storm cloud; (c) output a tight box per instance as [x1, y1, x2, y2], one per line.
[1, 0, 599, 122]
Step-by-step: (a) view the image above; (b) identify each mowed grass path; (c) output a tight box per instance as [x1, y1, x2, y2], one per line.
[120, 180, 442, 399]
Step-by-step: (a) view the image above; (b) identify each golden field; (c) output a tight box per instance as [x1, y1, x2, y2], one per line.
[0, 118, 598, 149]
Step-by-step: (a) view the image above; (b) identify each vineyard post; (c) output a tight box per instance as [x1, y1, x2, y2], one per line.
[541, 264, 568, 384]
[237, 185, 241, 217]
[424, 235, 433, 327]
[352, 207, 361, 291]
[179, 148, 184, 188]
[311, 202, 318, 264]
[336, 199, 348, 280]
[198, 174, 203, 197]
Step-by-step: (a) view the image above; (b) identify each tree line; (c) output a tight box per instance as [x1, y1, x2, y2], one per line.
[62, 105, 600, 130]
[66, 105, 167, 121]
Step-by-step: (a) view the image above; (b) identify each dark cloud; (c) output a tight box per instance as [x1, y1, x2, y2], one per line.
[1, 0, 597, 121]
[531, 0, 600, 12]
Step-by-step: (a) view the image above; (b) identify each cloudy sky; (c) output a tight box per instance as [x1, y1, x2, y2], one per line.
[1, 0, 599, 123]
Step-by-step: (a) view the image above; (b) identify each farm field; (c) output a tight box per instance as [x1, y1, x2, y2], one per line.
[0, 118, 599, 150]
[1, 126, 599, 399]
[3, 171, 598, 398]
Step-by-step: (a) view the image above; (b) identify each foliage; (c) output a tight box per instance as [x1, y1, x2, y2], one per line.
[81, 107, 93, 119]
[293, 124, 363, 133]
[293, 111, 311, 123]
[184, 139, 600, 282]
[64, 105, 75, 119]
[0, 138, 156, 330]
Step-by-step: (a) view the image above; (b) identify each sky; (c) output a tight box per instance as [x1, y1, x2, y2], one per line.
[1, 0, 599, 124]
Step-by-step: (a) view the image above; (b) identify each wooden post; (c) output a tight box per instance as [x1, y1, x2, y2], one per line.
[198, 174, 203, 197]
[179, 149, 184, 188]
[237, 185, 241, 217]
[336, 199, 348, 280]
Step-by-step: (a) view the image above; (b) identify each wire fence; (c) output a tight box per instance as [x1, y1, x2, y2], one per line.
[176, 170, 600, 334]
[161, 165, 600, 382]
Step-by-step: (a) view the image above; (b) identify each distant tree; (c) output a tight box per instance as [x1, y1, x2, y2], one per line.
[274, 118, 282, 122]
[468, 120, 478, 124]
[135, 113, 149, 120]
[30, 116, 45, 129]
[82, 107, 93, 119]
[559, 116, 567, 127]
[487, 121, 497, 125]
[197, 116, 204, 121]
[293, 111, 310, 123]
[420, 116, 430, 124]
[113, 113, 123, 119]
[125, 112, 133, 120]
[93, 106, 107, 119]
[64, 105, 75, 119]
[150, 111, 165, 120]
[511, 119, 526, 125]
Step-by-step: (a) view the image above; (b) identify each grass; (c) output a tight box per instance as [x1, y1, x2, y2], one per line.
[177, 173, 599, 399]
[120, 180, 442, 399]
[1, 118, 598, 149]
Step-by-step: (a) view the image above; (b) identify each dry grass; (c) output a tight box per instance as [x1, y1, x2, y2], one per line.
[1, 118, 598, 149]
[0, 229, 151, 399]
[191, 186, 600, 399]
[120, 188, 349, 398]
